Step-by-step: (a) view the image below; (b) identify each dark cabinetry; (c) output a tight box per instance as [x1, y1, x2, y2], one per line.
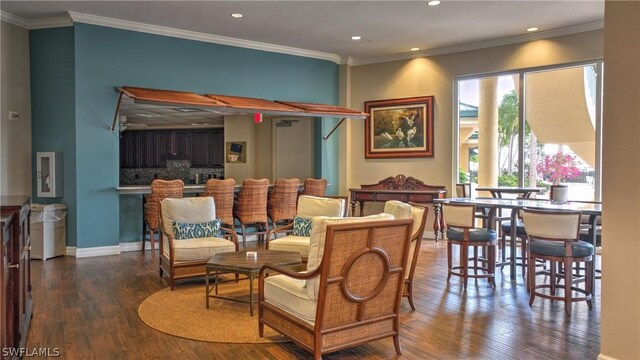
[120, 129, 223, 168]
[1, 196, 32, 357]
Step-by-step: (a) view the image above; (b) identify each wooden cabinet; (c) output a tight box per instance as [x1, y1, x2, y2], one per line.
[120, 129, 223, 168]
[1, 196, 32, 357]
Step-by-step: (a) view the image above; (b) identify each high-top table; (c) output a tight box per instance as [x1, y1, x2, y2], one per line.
[205, 250, 302, 316]
[434, 197, 602, 286]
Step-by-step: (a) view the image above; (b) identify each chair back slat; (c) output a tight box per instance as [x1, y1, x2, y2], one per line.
[200, 178, 236, 226]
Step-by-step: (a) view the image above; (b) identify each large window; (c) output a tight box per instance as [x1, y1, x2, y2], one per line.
[456, 62, 602, 201]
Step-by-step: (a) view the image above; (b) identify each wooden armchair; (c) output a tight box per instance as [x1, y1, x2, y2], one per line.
[266, 195, 347, 262]
[383, 201, 429, 309]
[159, 197, 238, 290]
[259, 214, 413, 359]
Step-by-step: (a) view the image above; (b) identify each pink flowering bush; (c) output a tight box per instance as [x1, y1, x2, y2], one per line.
[537, 153, 581, 185]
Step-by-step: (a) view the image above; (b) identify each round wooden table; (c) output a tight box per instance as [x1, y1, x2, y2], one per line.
[205, 250, 302, 316]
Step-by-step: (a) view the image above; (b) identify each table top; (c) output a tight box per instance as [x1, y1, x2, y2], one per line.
[349, 188, 447, 194]
[206, 250, 302, 273]
[434, 197, 602, 214]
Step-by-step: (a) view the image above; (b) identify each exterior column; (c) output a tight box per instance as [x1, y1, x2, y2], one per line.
[478, 77, 499, 194]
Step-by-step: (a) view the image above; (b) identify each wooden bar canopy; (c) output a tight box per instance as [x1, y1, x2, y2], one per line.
[112, 86, 367, 138]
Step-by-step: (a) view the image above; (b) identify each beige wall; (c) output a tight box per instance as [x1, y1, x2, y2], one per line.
[345, 30, 603, 197]
[600, 1, 640, 358]
[223, 115, 273, 182]
[0, 21, 31, 196]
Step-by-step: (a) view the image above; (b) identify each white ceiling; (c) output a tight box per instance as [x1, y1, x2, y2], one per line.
[1, 1, 604, 64]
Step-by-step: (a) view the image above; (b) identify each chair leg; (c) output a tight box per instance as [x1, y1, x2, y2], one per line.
[393, 334, 402, 355]
[488, 244, 496, 287]
[586, 260, 593, 310]
[473, 246, 478, 280]
[407, 282, 416, 310]
[142, 221, 147, 252]
[447, 241, 452, 282]
[550, 261, 557, 296]
[461, 244, 469, 290]
[564, 258, 572, 316]
[258, 322, 264, 337]
[241, 224, 247, 248]
[520, 235, 527, 277]
[528, 253, 536, 306]
[150, 228, 156, 252]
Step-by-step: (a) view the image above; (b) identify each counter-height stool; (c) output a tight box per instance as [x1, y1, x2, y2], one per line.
[267, 178, 300, 229]
[443, 203, 497, 289]
[143, 179, 184, 252]
[233, 178, 270, 248]
[301, 178, 327, 197]
[200, 178, 236, 229]
[522, 208, 594, 316]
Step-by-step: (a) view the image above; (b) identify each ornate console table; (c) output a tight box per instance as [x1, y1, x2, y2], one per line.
[349, 175, 447, 237]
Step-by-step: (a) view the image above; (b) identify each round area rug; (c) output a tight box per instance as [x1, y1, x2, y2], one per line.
[138, 280, 288, 343]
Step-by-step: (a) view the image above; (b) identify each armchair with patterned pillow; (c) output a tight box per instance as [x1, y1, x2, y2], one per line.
[265, 195, 347, 262]
[159, 197, 238, 290]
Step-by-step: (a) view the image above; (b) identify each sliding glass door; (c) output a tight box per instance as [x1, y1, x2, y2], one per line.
[456, 61, 602, 200]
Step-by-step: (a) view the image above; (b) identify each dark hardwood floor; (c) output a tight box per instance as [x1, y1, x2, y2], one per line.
[26, 241, 600, 359]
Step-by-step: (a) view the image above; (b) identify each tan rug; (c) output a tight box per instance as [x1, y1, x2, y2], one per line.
[138, 279, 289, 343]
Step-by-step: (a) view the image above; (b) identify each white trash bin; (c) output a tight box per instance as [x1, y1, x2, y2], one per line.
[31, 203, 67, 260]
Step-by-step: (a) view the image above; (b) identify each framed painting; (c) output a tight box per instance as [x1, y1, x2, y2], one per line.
[364, 96, 434, 158]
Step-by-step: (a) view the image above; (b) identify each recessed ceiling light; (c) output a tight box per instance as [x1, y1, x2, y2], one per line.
[351, 36, 362, 40]
[527, 27, 539, 32]
[231, 13, 243, 19]
[427, 1, 441, 6]
[410, 47, 420, 51]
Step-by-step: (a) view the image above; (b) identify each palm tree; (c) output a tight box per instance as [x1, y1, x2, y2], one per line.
[498, 90, 519, 175]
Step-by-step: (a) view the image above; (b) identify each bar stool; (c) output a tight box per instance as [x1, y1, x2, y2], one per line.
[443, 203, 497, 289]
[267, 178, 300, 229]
[522, 208, 594, 316]
[233, 178, 270, 248]
[200, 178, 236, 228]
[301, 178, 327, 197]
[143, 179, 184, 252]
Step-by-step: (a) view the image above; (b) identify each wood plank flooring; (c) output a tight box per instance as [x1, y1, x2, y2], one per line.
[25, 241, 600, 359]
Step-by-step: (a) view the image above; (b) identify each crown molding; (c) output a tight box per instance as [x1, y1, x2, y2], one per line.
[68, 11, 343, 64]
[1, 11, 72, 29]
[351, 20, 604, 66]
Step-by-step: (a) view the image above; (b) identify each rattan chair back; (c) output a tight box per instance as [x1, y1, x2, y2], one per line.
[268, 178, 300, 223]
[302, 178, 327, 196]
[200, 178, 236, 226]
[234, 178, 270, 223]
[144, 179, 185, 229]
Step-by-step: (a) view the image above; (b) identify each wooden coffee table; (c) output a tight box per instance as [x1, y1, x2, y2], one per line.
[205, 250, 302, 316]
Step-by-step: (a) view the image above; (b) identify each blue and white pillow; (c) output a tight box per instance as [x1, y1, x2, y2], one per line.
[292, 215, 312, 237]
[173, 219, 222, 240]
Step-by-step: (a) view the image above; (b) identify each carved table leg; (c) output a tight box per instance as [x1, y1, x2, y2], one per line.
[350, 200, 357, 217]
[434, 203, 442, 241]
[358, 201, 365, 217]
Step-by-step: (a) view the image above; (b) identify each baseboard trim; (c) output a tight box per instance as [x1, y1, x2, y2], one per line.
[598, 354, 619, 360]
[75, 245, 121, 258]
[65, 247, 77, 256]
[120, 241, 144, 252]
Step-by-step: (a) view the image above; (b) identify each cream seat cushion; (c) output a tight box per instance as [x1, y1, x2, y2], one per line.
[306, 213, 395, 300]
[269, 195, 346, 257]
[264, 274, 316, 323]
[163, 237, 235, 261]
[268, 236, 311, 257]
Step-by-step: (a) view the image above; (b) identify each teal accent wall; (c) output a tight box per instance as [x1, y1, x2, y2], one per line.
[30, 23, 339, 248]
[30, 27, 77, 246]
